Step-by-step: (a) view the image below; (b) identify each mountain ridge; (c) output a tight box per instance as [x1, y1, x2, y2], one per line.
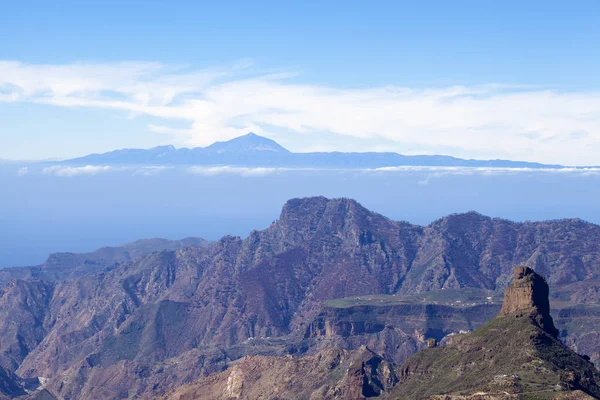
[0, 237, 212, 287]
[1, 197, 600, 399]
[59, 133, 566, 169]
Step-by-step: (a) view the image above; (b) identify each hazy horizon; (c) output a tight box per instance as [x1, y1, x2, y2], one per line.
[3, 164, 600, 268]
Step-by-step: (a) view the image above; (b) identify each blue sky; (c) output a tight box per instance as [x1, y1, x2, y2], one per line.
[1, 0, 600, 164]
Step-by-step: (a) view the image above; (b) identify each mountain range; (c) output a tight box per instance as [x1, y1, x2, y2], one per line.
[1, 197, 600, 399]
[61, 133, 564, 169]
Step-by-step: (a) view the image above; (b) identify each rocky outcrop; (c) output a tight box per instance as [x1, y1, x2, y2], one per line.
[501, 266, 551, 315]
[500, 266, 559, 338]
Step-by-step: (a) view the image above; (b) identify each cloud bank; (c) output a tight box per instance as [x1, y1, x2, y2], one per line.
[31, 164, 600, 179]
[2, 60, 600, 165]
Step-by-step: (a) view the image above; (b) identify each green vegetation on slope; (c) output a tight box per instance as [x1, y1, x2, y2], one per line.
[390, 314, 600, 399]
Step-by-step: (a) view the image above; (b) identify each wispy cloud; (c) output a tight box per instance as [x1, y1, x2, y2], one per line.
[371, 166, 600, 185]
[1, 60, 600, 165]
[37, 164, 280, 178]
[372, 166, 600, 175]
[34, 164, 600, 179]
[187, 166, 278, 177]
[40, 165, 174, 177]
[42, 165, 114, 176]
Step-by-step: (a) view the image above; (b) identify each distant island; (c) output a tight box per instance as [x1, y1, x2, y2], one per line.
[60, 132, 565, 169]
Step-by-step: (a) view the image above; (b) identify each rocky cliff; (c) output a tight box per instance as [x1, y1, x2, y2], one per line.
[304, 302, 500, 364]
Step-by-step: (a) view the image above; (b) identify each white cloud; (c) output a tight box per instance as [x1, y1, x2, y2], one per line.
[1, 60, 600, 165]
[132, 166, 170, 176]
[42, 165, 113, 176]
[370, 165, 600, 185]
[29, 164, 600, 179]
[187, 166, 278, 177]
[39, 165, 174, 177]
[372, 166, 600, 175]
[17, 167, 28, 176]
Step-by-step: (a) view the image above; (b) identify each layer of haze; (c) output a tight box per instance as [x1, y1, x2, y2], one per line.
[2, 1, 600, 267]
[1, 165, 599, 268]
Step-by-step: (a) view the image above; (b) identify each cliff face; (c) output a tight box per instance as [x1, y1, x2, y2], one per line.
[1, 198, 600, 399]
[392, 267, 600, 399]
[304, 303, 500, 365]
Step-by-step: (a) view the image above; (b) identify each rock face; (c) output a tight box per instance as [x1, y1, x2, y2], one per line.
[391, 267, 600, 399]
[1, 198, 600, 399]
[500, 266, 559, 338]
[304, 303, 500, 365]
[501, 266, 551, 315]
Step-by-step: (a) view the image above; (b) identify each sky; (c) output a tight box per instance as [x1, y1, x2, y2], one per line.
[1, 0, 600, 165]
